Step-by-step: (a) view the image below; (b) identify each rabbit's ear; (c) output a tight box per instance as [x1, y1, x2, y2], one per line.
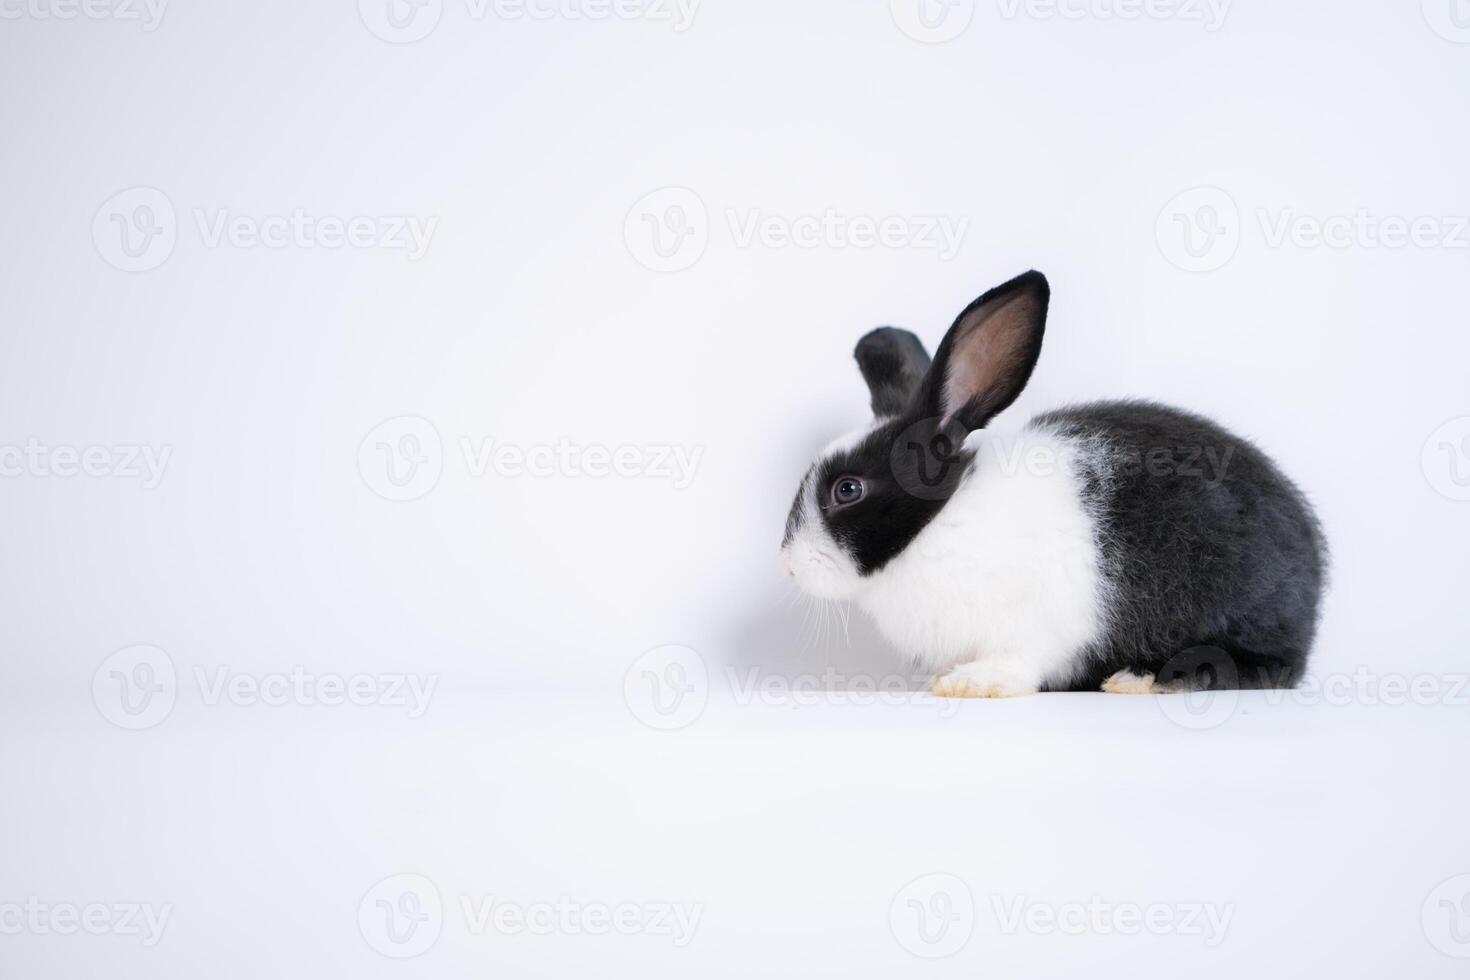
[919, 271, 1049, 431]
[854, 327, 931, 418]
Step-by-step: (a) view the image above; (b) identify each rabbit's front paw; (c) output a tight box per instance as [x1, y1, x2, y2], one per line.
[929, 662, 1039, 699]
[1101, 670, 1160, 694]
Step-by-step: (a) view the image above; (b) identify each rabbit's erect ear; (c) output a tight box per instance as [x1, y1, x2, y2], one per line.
[919, 271, 1049, 431]
[854, 327, 931, 418]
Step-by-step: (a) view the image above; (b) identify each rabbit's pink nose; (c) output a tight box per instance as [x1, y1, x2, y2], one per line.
[780, 553, 796, 577]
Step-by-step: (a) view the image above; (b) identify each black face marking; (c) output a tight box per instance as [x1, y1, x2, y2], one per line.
[797, 419, 973, 576]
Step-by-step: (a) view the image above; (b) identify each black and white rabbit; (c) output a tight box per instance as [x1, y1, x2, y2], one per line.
[780, 271, 1327, 697]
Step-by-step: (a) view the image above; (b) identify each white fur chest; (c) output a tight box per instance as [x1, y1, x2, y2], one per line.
[856, 424, 1109, 687]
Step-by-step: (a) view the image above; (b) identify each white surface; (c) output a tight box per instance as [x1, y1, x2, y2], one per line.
[3, 691, 1468, 977]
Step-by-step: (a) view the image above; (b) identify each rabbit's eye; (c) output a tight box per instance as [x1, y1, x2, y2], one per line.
[831, 476, 865, 506]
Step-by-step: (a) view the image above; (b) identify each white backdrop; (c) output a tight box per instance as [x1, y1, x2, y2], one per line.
[4, 0, 1467, 695]
[3, 3, 1470, 977]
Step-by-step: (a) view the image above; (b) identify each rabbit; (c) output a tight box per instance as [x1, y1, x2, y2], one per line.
[779, 271, 1327, 697]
